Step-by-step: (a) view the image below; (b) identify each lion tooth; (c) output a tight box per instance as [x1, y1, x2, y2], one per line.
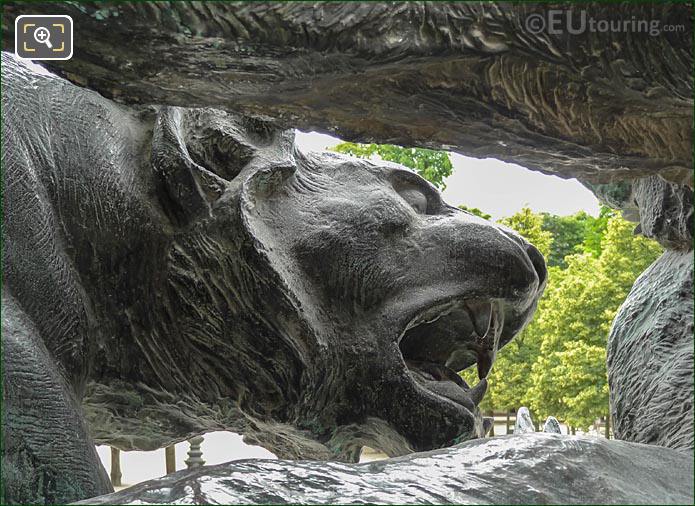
[476, 349, 493, 379]
[466, 301, 492, 338]
[468, 378, 487, 406]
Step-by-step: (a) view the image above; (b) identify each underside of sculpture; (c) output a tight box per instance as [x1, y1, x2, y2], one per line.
[1, 2, 693, 505]
[74, 434, 693, 505]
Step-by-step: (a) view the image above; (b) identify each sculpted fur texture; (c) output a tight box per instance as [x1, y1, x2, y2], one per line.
[1, 54, 545, 504]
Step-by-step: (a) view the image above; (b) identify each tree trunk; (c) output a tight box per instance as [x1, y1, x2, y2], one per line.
[605, 413, 611, 439]
[110, 447, 122, 487]
[165, 446, 176, 474]
[506, 411, 511, 435]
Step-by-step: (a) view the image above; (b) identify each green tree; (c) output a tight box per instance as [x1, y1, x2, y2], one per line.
[462, 210, 661, 432]
[331, 142, 453, 189]
[525, 214, 662, 429]
[554, 341, 609, 429]
[497, 207, 553, 258]
[540, 212, 590, 268]
[581, 206, 616, 258]
[537, 206, 618, 268]
[458, 205, 491, 221]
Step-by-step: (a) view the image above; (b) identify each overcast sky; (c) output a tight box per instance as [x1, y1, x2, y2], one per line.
[294, 131, 600, 220]
[97, 432, 275, 488]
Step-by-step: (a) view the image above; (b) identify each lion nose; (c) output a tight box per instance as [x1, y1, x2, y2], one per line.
[526, 243, 547, 288]
[496, 227, 546, 295]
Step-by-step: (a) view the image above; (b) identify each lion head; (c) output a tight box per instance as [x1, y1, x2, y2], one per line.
[2, 53, 547, 460]
[143, 107, 546, 459]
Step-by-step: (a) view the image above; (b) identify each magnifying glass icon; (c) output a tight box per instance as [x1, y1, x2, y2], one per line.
[33, 27, 53, 49]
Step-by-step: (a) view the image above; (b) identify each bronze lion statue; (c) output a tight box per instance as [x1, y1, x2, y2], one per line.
[2, 53, 545, 504]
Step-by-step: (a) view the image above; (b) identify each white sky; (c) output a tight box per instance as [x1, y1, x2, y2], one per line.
[97, 432, 276, 487]
[294, 131, 600, 220]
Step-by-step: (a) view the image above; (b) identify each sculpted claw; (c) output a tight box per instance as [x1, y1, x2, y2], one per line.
[514, 407, 536, 434]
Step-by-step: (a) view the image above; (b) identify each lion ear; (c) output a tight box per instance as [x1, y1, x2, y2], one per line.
[152, 107, 229, 223]
[152, 107, 295, 224]
[240, 163, 298, 245]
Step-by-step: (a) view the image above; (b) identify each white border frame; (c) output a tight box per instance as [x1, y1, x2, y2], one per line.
[15, 14, 73, 61]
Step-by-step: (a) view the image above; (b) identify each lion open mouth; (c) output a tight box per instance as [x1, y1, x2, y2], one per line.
[398, 298, 502, 412]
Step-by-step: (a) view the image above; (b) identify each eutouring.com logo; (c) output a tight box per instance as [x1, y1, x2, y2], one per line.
[525, 10, 686, 37]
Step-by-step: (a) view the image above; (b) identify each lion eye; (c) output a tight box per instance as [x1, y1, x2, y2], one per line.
[398, 188, 428, 214]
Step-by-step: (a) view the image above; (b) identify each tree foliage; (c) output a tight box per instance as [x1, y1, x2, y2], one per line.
[498, 207, 553, 259]
[461, 208, 661, 431]
[458, 205, 491, 221]
[538, 206, 617, 268]
[523, 215, 661, 429]
[580, 206, 616, 258]
[540, 212, 589, 268]
[331, 142, 453, 189]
